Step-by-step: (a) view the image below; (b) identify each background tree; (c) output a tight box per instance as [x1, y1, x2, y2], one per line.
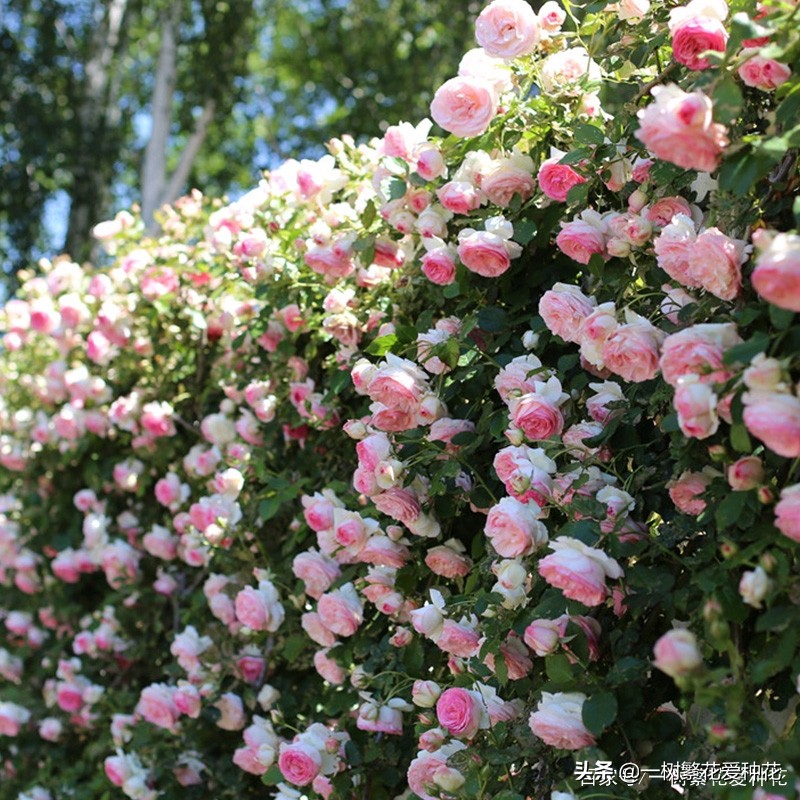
[0, 0, 479, 289]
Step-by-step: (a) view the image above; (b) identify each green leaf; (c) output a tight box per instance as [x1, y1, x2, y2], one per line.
[261, 765, 283, 785]
[282, 634, 307, 661]
[545, 653, 574, 683]
[713, 76, 743, 126]
[574, 122, 605, 145]
[715, 491, 748, 531]
[344, 740, 363, 766]
[512, 217, 537, 245]
[730, 423, 752, 454]
[442, 281, 461, 298]
[582, 691, 618, 735]
[477, 306, 508, 332]
[718, 149, 774, 196]
[559, 147, 592, 165]
[769, 305, 795, 330]
[723, 332, 770, 365]
[361, 199, 377, 228]
[365, 333, 398, 356]
[259, 497, 282, 521]
[380, 176, 407, 200]
[566, 181, 590, 206]
[493, 792, 525, 800]
[755, 606, 796, 633]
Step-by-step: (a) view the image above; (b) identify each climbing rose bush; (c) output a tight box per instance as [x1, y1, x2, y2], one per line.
[1, 0, 800, 798]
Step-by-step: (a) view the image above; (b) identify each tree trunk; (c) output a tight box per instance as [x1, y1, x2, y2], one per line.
[64, 0, 129, 262]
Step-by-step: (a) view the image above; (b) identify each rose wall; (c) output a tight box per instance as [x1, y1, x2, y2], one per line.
[1, 0, 799, 799]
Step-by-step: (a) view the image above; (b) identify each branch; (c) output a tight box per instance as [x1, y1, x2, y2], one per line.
[162, 98, 217, 208]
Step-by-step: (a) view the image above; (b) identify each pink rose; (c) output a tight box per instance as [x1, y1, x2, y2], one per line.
[556, 218, 606, 264]
[457, 226, 521, 278]
[654, 214, 698, 288]
[659, 323, 740, 387]
[484, 497, 548, 558]
[317, 583, 363, 637]
[674, 377, 719, 439]
[537, 158, 586, 203]
[437, 618, 481, 657]
[475, 0, 541, 58]
[292, 550, 341, 599]
[425, 544, 472, 578]
[580, 303, 618, 367]
[234, 582, 284, 632]
[301, 612, 337, 647]
[313, 649, 347, 684]
[538, 537, 623, 606]
[727, 456, 764, 491]
[774, 485, 800, 543]
[687, 228, 747, 301]
[668, 470, 710, 515]
[436, 181, 483, 215]
[751, 231, 800, 312]
[373, 488, 422, 526]
[670, 17, 728, 70]
[137, 683, 180, 731]
[743, 392, 800, 457]
[602, 317, 663, 383]
[644, 196, 694, 228]
[539, 283, 596, 343]
[738, 53, 791, 91]
[407, 752, 449, 800]
[508, 393, 565, 441]
[430, 76, 499, 139]
[524, 618, 565, 656]
[529, 692, 596, 750]
[652, 629, 702, 677]
[278, 741, 322, 786]
[421, 247, 457, 285]
[481, 165, 535, 207]
[636, 84, 728, 173]
[436, 688, 484, 739]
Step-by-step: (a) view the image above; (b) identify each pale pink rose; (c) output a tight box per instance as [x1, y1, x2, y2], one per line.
[539, 283, 596, 343]
[538, 537, 623, 606]
[436, 181, 483, 215]
[476, 0, 540, 58]
[425, 544, 472, 578]
[751, 231, 800, 312]
[494, 354, 545, 400]
[421, 248, 457, 285]
[313, 650, 347, 684]
[302, 491, 341, 532]
[508, 393, 565, 440]
[580, 303, 618, 367]
[301, 612, 337, 647]
[0, 701, 30, 736]
[529, 692, 596, 749]
[524, 618, 565, 655]
[687, 228, 747, 300]
[727, 457, 764, 491]
[668, 470, 710, 515]
[654, 214, 698, 288]
[215, 693, 246, 730]
[653, 629, 702, 677]
[606, 211, 652, 247]
[430, 76, 499, 139]
[636, 84, 728, 173]
[556, 218, 606, 264]
[539, 1, 566, 31]
[618, 0, 650, 20]
[368, 355, 427, 411]
[317, 583, 363, 637]
[278, 741, 322, 786]
[407, 752, 449, 800]
[659, 323, 740, 387]
[485, 497, 547, 557]
[774, 485, 800, 543]
[602, 318, 663, 383]
[137, 683, 180, 731]
[457, 229, 519, 278]
[174, 684, 201, 718]
[234, 583, 285, 632]
[670, 17, 728, 70]
[293, 550, 341, 599]
[643, 196, 694, 228]
[743, 392, 800, 457]
[538, 158, 586, 203]
[373, 488, 421, 526]
[104, 755, 130, 786]
[738, 53, 791, 90]
[674, 377, 719, 439]
[539, 47, 601, 92]
[436, 688, 484, 739]
[482, 165, 535, 207]
[437, 619, 481, 657]
[413, 680, 442, 707]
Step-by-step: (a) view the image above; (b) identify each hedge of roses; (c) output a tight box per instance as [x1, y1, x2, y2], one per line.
[2, 0, 800, 798]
